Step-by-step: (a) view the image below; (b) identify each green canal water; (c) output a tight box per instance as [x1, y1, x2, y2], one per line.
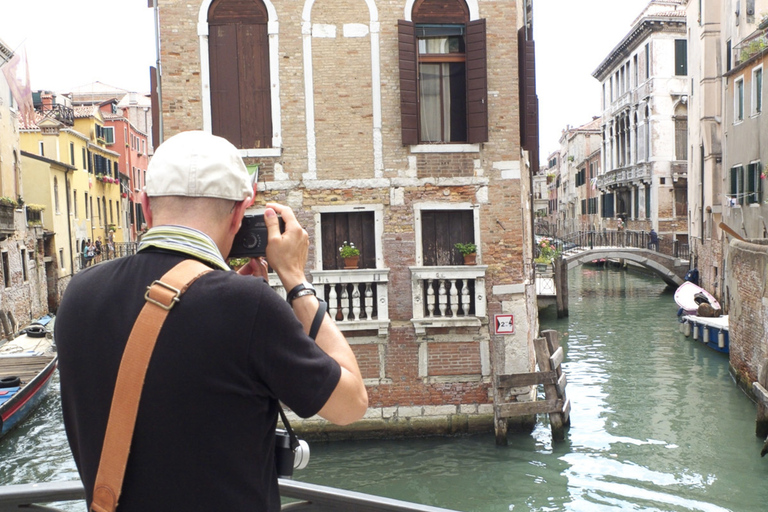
[1, 267, 766, 511]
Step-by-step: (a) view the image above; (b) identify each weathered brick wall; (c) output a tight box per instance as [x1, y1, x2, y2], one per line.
[353, 343, 381, 380]
[725, 238, 768, 392]
[428, 342, 482, 375]
[692, 236, 724, 305]
[416, 154, 476, 178]
[158, 0, 536, 437]
[0, 225, 48, 338]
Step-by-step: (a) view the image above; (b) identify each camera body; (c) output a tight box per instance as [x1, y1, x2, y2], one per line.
[274, 429, 310, 478]
[229, 214, 285, 259]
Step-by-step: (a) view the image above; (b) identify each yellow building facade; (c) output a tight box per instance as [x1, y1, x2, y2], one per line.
[20, 101, 122, 281]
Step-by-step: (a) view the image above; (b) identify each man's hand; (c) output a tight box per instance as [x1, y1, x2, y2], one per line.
[263, 203, 309, 291]
[237, 257, 269, 281]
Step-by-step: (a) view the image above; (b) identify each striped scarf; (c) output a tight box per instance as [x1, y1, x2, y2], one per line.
[137, 225, 230, 271]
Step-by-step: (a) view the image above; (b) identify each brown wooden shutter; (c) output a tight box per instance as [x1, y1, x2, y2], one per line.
[421, 210, 474, 266]
[209, 24, 243, 148]
[238, 24, 272, 149]
[466, 19, 488, 144]
[519, 28, 539, 172]
[321, 212, 376, 270]
[209, 0, 271, 149]
[398, 20, 419, 146]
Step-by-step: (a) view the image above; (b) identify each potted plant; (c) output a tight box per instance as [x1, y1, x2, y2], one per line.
[339, 241, 360, 269]
[455, 242, 477, 265]
[0, 197, 18, 208]
[535, 237, 560, 272]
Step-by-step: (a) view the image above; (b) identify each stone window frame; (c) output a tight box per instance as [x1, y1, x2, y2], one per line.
[398, 0, 486, 154]
[735, 74, 745, 124]
[412, 201, 480, 266]
[752, 64, 763, 117]
[197, 0, 282, 158]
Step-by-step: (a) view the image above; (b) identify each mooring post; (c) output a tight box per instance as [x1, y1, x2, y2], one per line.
[533, 337, 565, 440]
[554, 256, 569, 318]
[494, 414, 508, 446]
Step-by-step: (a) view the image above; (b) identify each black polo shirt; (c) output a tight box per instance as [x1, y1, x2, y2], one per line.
[56, 249, 340, 511]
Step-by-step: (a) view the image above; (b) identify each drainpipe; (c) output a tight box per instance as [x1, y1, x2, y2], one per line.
[64, 171, 74, 277]
[700, 145, 705, 241]
[152, 0, 164, 144]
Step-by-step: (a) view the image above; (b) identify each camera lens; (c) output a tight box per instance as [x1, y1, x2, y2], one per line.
[242, 232, 260, 249]
[293, 439, 310, 470]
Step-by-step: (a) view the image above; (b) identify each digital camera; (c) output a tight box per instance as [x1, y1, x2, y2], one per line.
[274, 429, 310, 479]
[229, 214, 285, 259]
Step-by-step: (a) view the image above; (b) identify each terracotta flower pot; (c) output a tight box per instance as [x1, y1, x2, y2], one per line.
[463, 253, 477, 265]
[344, 256, 359, 269]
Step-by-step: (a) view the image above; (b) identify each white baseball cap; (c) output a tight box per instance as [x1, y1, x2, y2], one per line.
[145, 131, 256, 201]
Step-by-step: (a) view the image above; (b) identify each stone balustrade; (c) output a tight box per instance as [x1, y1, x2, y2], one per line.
[409, 266, 488, 335]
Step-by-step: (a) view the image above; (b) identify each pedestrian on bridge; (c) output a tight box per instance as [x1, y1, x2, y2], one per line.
[616, 217, 625, 247]
[648, 228, 659, 251]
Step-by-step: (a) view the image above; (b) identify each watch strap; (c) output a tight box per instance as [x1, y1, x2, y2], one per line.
[286, 282, 315, 304]
[308, 298, 327, 341]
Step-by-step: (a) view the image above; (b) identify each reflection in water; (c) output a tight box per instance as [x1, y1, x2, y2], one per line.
[1, 268, 767, 511]
[297, 268, 768, 511]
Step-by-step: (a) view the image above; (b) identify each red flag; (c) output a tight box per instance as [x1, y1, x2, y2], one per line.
[1, 48, 34, 125]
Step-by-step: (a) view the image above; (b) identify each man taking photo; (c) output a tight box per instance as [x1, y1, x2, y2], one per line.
[55, 130, 368, 512]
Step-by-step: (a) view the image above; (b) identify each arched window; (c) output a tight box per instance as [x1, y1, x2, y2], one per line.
[208, 0, 272, 149]
[398, 0, 487, 144]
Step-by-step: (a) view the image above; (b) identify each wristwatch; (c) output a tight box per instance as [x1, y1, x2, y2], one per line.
[286, 281, 316, 305]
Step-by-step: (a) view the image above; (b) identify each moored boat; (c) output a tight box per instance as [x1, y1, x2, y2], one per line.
[0, 315, 57, 439]
[679, 314, 729, 353]
[674, 281, 720, 316]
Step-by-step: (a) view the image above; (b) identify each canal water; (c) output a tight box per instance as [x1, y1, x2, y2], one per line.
[1, 267, 766, 511]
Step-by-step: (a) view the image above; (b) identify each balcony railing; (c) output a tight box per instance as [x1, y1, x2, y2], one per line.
[409, 266, 487, 335]
[310, 269, 390, 336]
[598, 162, 651, 189]
[39, 104, 75, 126]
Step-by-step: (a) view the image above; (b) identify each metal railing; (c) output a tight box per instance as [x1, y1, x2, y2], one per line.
[80, 242, 138, 269]
[554, 230, 690, 260]
[0, 479, 459, 512]
[534, 266, 556, 296]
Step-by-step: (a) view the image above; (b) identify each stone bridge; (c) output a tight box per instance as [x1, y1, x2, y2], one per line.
[562, 247, 689, 287]
[537, 232, 691, 317]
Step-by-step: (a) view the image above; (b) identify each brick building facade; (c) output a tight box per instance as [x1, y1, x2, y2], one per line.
[153, 0, 537, 438]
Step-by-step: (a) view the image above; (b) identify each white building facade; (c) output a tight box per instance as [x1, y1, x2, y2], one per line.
[593, 1, 689, 248]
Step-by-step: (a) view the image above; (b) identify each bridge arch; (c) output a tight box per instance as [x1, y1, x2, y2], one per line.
[564, 248, 685, 287]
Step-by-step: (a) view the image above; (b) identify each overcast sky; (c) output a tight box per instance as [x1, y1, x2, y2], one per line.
[1, 0, 653, 158]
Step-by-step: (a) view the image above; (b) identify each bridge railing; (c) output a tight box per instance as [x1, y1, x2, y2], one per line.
[556, 231, 689, 261]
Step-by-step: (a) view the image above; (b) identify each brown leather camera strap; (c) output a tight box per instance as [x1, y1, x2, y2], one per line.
[90, 259, 212, 512]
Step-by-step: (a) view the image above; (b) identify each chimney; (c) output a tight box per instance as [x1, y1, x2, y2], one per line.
[41, 92, 54, 110]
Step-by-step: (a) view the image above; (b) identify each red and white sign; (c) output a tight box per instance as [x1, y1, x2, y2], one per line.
[494, 314, 514, 334]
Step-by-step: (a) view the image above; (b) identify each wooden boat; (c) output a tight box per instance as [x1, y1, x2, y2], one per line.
[0, 315, 57, 439]
[679, 314, 729, 353]
[673, 281, 720, 316]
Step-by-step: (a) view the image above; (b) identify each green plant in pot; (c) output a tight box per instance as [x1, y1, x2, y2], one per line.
[339, 241, 360, 269]
[455, 242, 477, 265]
